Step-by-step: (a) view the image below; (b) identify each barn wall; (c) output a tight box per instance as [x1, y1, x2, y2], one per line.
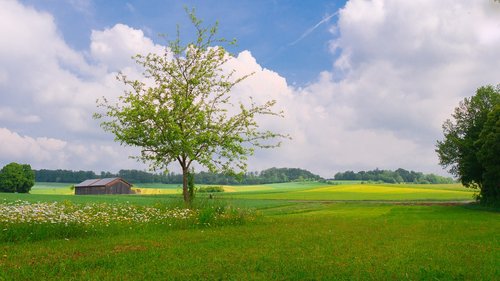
[121, 181, 131, 194]
[109, 181, 131, 194]
[75, 181, 131, 195]
[75, 186, 105, 195]
[95, 186, 106, 194]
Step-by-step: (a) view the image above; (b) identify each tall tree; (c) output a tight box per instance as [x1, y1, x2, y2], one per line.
[436, 85, 499, 203]
[476, 104, 500, 203]
[95, 10, 286, 203]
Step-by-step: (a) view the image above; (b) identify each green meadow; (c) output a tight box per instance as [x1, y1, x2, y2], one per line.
[1, 182, 498, 280]
[29, 182, 74, 195]
[26, 181, 476, 201]
[223, 183, 475, 201]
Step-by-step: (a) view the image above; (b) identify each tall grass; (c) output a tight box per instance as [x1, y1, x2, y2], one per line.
[0, 199, 256, 243]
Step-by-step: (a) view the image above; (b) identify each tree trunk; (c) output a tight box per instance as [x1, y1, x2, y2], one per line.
[182, 166, 190, 203]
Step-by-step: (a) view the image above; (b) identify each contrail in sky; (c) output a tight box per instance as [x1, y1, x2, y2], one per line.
[289, 11, 339, 46]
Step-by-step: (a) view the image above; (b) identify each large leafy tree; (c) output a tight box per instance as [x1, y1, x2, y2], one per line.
[476, 104, 500, 203]
[436, 85, 499, 203]
[95, 11, 285, 203]
[0, 162, 35, 193]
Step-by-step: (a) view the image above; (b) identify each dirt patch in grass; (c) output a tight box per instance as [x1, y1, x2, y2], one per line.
[112, 244, 148, 254]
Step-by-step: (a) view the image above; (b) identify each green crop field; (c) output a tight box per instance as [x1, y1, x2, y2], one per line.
[29, 182, 74, 195]
[1, 182, 497, 280]
[29, 181, 475, 201]
[223, 183, 476, 201]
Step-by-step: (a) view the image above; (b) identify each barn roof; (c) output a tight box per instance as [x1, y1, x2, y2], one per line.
[75, 177, 131, 188]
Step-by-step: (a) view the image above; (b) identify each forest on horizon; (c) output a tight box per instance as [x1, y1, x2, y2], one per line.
[34, 167, 454, 185]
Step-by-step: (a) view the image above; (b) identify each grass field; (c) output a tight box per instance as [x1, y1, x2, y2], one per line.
[30, 181, 476, 201]
[29, 182, 74, 195]
[1, 182, 497, 280]
[221, 182, 475, 202]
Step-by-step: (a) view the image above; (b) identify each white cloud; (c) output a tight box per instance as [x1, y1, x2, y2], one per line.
[1, 0, 499, 178]
[0, 107, 41, 124]
[228, 0, 500, 176]
[0, 127, 140, 171]
[0, 0, 107, 138]
[90, 24, 164, 71]
[0, 127, 67, 164]
[0, 1, 145, 171]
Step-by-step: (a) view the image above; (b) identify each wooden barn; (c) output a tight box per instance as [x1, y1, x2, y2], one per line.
[74, 178, 132, 195]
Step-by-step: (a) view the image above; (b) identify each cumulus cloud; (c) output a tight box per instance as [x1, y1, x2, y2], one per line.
[90, 24, 164, 71]
[0, 107, 41, 124]
[0, 127, 140, 171]
[0, 0, 108, 139]
[226, 0, 500, 176]
[0, 127, 67, 164]
[312, 0, 500, 174]
[0, 1, 143, 171]
[1, 0, 499, 178]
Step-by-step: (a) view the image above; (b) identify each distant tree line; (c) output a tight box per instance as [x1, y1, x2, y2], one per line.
[333, 168, 455, 184]
[34, 167, 456, 185]
[34, 167, 322, 185]
[35, 169, 98, 184]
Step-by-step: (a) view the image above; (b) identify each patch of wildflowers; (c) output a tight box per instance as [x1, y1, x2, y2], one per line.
[0, 200, 195, 226]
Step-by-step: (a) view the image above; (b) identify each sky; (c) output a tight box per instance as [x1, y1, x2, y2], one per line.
[1, 0, 500, 177]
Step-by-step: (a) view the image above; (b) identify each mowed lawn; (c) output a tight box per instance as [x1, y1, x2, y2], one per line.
[0, 199, 498, 280]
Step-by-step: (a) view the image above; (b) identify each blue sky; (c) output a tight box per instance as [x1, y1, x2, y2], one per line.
[1, 0, 500, 177]
[20, 0, 345, 86]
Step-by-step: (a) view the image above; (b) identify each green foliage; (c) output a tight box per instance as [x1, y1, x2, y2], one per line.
[436, 85, 500, 204]
[197, 185, 225, 193]
[34, 169, 98, 183]
[19, 164, 35, 193]
[476, 104, 500, 204]
[95, 10, 285, 202]
[334, 168, 454, 184]
[254, 167, 322, 183]
[35, 167, 323, 185]
[0, 162, 35, 193]
[192, 199, 252, 227]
